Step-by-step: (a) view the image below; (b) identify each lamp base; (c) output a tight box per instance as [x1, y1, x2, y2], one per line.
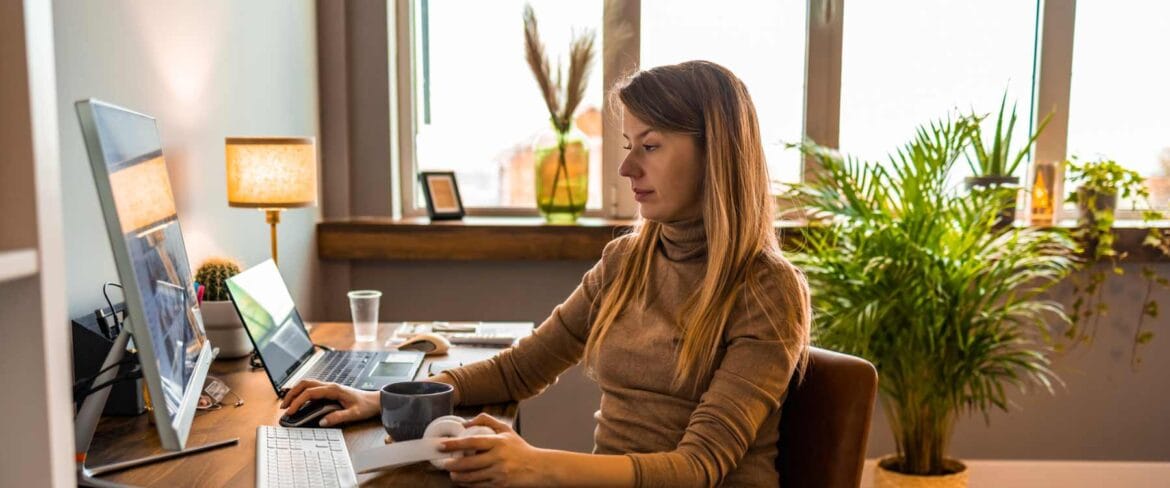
[264, 209, 281, 266]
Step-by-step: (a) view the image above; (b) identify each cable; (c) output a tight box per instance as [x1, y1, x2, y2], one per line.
[102, 282, 124, 333]
[73, 357, 136, 390]
[73, 364, 142, 406]
[85, 367, 141, 396]
[225, 390, 245, 407]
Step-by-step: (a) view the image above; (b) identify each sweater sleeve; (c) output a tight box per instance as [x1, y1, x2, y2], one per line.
[625, 261, 810, 488]
[444, 237, 628, 406]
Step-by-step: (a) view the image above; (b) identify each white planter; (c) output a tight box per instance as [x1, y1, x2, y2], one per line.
[199, 300, 253, 359]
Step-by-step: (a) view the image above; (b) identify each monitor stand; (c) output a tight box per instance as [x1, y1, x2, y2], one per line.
[75, 328, 238, 487]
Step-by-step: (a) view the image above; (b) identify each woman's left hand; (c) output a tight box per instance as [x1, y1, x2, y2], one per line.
[439, 413, 550, 487]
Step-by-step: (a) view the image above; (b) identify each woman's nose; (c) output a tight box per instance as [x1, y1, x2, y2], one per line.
[619, 152, 641, 178]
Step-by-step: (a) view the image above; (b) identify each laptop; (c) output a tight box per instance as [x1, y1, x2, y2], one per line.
[225, 259, 423, 395]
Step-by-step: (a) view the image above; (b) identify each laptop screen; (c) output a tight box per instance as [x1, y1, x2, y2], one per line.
[224, 259, 315, 391]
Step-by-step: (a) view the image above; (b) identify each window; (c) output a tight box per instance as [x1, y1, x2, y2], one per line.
[1065, 0, 1170, 210]
[838, 0, 1039, 185]
[392, 1, 1152, 223]
[640, 0, 808, 186]
[410, 0, 603, 211]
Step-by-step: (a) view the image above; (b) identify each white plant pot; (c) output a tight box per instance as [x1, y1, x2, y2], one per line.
[199, 300, 253, 359]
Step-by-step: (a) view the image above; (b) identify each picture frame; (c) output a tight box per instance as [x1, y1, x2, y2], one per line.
[419, 171, 465, 220]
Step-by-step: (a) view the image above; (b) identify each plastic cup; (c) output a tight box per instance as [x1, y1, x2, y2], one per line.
[347, 290, 382, 342]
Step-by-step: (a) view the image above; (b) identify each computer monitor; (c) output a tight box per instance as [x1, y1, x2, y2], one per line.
[76, 99, 213, 451]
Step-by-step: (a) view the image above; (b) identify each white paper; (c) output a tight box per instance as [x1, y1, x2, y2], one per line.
[350, 416, 496, 473]
[351, 438, 448, 473]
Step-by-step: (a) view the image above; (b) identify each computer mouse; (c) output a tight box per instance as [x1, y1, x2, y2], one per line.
[397, 332, 451, 356]
[279, 399, 344, 428]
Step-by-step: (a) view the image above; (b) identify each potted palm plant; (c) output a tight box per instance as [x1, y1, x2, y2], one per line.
[964, 93, 1051, 227]
[788, 115, 1078, 486]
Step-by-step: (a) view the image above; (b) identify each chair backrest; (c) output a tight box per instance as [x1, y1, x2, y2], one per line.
[776, 347, 878, 488]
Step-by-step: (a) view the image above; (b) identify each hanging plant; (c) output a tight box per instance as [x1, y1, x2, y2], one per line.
[1063, 157, 1167, 369]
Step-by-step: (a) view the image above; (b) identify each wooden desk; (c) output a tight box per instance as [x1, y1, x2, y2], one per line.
[86, 322, 532, 487]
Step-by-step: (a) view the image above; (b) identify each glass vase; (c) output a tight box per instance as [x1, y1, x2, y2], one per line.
[533, 125, 589, 223]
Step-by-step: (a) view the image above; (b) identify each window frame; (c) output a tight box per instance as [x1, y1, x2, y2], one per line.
[1050, 0, 1168, 219]
[393, 0, 1131, 223]
[392, 0, 632, 218]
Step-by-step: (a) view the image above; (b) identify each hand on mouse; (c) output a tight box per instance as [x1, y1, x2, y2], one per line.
[280, 379, 380, 427]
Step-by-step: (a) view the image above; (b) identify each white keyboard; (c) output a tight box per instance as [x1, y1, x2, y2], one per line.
[257, 425, 357, 488]
[444, 332, 518, 346]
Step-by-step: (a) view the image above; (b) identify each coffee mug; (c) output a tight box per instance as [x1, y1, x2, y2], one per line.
[380, 381, 454, 441]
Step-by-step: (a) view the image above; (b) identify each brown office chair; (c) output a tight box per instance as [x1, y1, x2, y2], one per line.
[775, 347, 878, 488]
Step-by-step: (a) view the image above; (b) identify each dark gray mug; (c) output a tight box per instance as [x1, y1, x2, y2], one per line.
[380, 381, 454, 441]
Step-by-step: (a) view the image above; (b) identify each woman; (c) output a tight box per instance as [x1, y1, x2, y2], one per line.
[282, 60, 811, 487]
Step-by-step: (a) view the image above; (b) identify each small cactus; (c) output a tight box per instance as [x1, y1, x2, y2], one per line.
[194, 257, 243, 301]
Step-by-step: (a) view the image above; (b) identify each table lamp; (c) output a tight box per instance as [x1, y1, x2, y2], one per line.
[225, 137, 317, 266]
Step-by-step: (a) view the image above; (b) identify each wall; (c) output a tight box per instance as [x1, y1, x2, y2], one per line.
[936, 263, 1170, 461]
[54, 0, 321, 323]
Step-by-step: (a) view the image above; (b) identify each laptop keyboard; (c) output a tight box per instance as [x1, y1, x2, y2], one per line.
[302, 351, 377, 385]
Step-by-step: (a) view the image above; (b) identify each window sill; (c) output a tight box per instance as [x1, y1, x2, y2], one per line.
[317, 217, 1170, 263]
[318, 217, 638, 261]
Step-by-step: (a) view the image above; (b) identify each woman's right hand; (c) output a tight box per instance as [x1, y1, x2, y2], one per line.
[280, 379, 380, 427]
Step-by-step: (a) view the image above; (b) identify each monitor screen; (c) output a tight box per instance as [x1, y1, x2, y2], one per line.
[77, 99, 212, 451]
[225, 259, 315, 390]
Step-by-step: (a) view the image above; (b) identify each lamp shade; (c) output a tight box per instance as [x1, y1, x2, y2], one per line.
[109, 153, 177, 235]
[225, 137, 317, 208]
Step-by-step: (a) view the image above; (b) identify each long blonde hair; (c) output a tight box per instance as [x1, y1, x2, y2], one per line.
[584, 61, 810, 391]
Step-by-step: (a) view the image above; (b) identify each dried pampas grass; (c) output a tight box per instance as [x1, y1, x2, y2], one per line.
[523, 4, 596, 134]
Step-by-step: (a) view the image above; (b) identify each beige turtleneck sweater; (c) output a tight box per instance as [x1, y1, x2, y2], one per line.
[445, 218, 808, 487]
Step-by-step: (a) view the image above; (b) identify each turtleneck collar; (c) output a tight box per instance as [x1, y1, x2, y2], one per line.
[657, 217, 707, 262]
